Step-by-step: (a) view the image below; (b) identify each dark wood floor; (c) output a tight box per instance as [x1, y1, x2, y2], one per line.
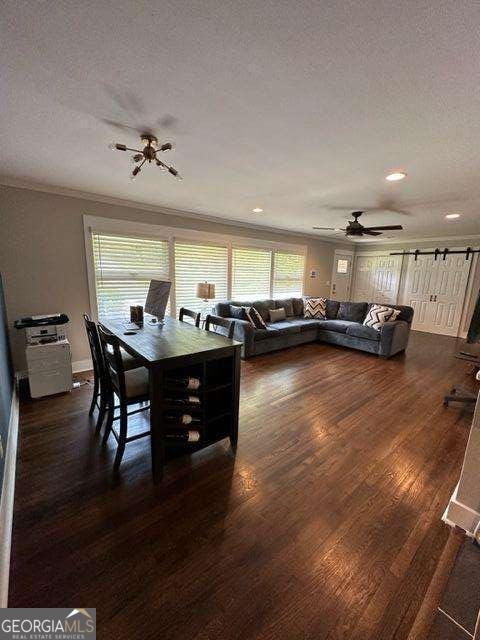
[10, 332, 478, 639]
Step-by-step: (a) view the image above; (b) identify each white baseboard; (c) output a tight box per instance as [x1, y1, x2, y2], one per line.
[443, 484, 480, 537]
[72, 358, 92, 374]
[0, 387, 19, 607]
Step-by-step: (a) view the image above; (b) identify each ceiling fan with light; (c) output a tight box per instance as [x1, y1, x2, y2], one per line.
[108, 133, 182, 182]
[313, 211, 403, 237]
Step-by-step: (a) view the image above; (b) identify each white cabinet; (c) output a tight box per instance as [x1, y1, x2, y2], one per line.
[351, 254, 402, 305]
[26, 340, 72, 398]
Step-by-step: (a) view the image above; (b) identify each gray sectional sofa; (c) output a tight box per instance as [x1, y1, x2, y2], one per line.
[215, 298, 414, 360]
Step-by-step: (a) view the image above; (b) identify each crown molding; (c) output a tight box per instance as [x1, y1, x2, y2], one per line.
[353, 233, 480, 246]
[0, 175, 351, 246]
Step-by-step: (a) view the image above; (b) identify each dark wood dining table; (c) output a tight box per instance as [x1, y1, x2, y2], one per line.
[100, 316, 241, 482]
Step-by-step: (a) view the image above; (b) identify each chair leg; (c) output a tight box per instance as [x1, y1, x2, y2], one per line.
[114, 406, 128, 470]
[95, 392, 107, 435]
[89, 376, 99, 416]
[102, 394, 114, 445]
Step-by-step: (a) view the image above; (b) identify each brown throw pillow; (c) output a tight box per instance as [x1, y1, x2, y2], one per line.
[269, 307, 287, 323]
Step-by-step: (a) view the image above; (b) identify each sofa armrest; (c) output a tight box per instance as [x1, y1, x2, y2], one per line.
[379, 320, 410, 357]
[227, 318, 256, 358]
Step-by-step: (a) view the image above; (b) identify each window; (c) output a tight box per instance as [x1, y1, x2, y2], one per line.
[232, 247, 272, 300]
[86, 216, 308, 318]
[174, 241, 228, 312]
[92, 233, 169, 318]
[337, 259, 349, 274]
[273, 252, 305, 297]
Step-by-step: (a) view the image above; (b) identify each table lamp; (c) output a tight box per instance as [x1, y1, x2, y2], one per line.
[196, 282, 215, 317]
[196, 282, 215, 302]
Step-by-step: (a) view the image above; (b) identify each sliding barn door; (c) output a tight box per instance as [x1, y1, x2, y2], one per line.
[403, 254, 437, 332]
[403, 251, 471, 335]
[430, 254, 472, 336]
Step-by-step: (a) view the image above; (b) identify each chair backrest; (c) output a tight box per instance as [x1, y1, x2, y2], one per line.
[179, 307, 201, 327]
[204, 314, 235, 339]
[83, 314, 105, 382]
[97, 324, 127, 400]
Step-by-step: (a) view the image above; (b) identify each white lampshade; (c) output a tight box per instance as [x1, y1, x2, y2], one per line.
[196, 282, 215, 299]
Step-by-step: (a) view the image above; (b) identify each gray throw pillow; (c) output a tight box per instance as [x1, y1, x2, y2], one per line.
[274, 299, 294, 316]
[269, 307, 287, 323]
[229, 305, 249, 321]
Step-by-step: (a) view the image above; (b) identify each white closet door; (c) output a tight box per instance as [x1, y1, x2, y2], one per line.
[372, 255, 402, 305]
[403, 254, 437, 332]
[352, 256, 375, 301]
[352, 254, 401, 304]
[430, 254, 472, 336]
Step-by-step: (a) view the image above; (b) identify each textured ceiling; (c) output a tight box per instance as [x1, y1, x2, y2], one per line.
[1, 0, 480, 242]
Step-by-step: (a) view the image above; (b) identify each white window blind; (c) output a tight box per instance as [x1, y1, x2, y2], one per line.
[232, 247, 272, 300]
[92, 233, 170, 318]
[174, 241, 228, 312]
[273, 252, 305, 297]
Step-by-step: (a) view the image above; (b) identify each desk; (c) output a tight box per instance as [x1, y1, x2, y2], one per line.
[100, 317, 242, 482]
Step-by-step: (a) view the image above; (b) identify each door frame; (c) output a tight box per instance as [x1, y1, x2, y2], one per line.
[330, 249, 355, 300]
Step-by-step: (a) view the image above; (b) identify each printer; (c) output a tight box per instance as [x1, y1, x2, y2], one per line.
[15, 314, 72, 398]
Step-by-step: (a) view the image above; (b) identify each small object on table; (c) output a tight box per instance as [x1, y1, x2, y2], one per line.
[130, 305, 144, 324]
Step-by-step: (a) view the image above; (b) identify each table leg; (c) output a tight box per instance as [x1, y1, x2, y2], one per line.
[149, 365, 164, 483]
[230, 347, 241, 449]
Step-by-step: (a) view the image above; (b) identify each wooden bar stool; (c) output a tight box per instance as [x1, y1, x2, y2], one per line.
[179, 307, 201, 327]
[97, 325, 150, 470]
[205, 314, 235, 339]
[83, 314, 145, 434]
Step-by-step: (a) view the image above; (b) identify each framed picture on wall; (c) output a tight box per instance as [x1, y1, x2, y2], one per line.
[309, 267, 320, 279]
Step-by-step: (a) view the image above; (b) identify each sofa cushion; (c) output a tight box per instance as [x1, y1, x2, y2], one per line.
[253, 328, 276, 341]
[274, 298, 294, 316]
[252, 299, 275, 321]
[337, 301, 368, 323]
[364, 304, 401, 331]
[269, 307, 287, 323]
[317, 319, 359, 333]
[304, 297, 327, 319]
[215, 301, 231, 318]
[286, 318, 322, 332]
[325, 299, 340, 319]
[265, 320, 301, 335]
[292, 298, 304, 316]
[346, 323, 381, 341]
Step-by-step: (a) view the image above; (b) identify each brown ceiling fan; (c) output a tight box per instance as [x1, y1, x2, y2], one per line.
[313, 211, 403, 237]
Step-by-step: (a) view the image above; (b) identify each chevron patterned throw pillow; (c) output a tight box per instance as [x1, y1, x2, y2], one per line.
[304, 297, 327, 319]
[363, 304, 401, 331]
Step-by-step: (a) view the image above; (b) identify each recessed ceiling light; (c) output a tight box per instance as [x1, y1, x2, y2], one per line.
[445, 213, 461, 219]
[385, 172, 407, 182]
[252, 207, 263, 213]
